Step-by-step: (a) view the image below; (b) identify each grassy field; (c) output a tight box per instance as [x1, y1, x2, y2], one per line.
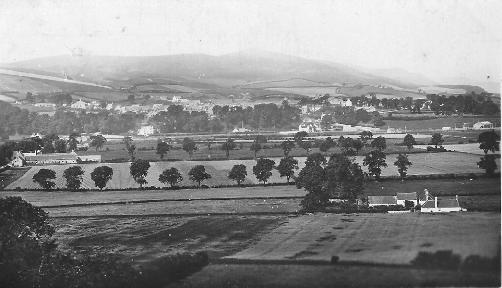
[53, 216, 288, 262]
[172, 263, 500, 288]
[6, 152, 497, 190]
[227, 213, 500, 265]
[385, 116, 501, 130]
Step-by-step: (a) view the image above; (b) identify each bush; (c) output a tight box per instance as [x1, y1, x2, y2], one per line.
[461, 254, 500, 272]
[411, 250, 462, 270]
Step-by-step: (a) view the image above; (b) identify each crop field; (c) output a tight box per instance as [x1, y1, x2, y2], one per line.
[6, 152, 497, 190]
[227, 212, 500, 265]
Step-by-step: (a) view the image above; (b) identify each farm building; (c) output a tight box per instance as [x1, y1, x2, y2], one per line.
[368, 195, 397, 207]
[473, 121, 494, 130]
[26, 152, 78, 165]
[420, 195, 463, 213]
[9, 151, 26, 167]
[396, 192, 427, 206]
[77, 155, 102, 163]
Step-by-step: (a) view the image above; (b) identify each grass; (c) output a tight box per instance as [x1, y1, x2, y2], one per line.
[228, 213, 500, 265]
[53, 216, 287, 262]
[171, 263, 500, 288]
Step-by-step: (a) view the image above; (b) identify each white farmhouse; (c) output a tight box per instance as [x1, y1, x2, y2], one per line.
[137, 125, 155, 136]
[420, 196, 463, 213]
[473, 121, 494, 130]
[71, 99, 88, 110]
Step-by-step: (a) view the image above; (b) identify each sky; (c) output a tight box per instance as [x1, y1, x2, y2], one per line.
[0, 0, 501, 84]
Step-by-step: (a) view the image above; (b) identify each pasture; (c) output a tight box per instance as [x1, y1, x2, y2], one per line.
[227, 212, 500, 265]
[6, 152, 497, 190]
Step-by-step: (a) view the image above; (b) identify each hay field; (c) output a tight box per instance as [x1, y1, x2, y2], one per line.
[6, 152, 495, 190]
[227, 212, 500, 265]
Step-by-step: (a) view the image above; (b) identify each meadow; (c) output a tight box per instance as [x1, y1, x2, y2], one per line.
[6, 152, 496, 190]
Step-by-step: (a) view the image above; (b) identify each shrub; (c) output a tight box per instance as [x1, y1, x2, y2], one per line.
[411, 250, 461, 270]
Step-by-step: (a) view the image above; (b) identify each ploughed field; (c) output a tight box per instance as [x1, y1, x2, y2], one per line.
[6, 152, 497, 190]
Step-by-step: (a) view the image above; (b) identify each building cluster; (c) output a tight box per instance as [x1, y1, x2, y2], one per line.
[368, 189, 463, 213]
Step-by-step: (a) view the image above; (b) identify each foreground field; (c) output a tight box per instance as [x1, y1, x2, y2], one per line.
[227, 213, 500, 265]
[6, 152, 496, 190]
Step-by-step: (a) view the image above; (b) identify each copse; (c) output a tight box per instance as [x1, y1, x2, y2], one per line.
[63, 166, 85, 190]
[91, 166, 114, 190]
[130, 159, 150, 188]
[253, 158, 276, 185]
[189, 165, 211, 187]
[228, 164, 247, 186]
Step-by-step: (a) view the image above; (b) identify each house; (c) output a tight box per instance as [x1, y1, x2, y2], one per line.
[137, 125, 155, 136]
[368, 195, 397, 207]
[473, 121, 494, 130]
[25, 152, 78, 165]
[77, 155, 101, 163]
[421, 195, 463, 213]
[299, 121, 321, 133]
[71, 99, 89, 110]
[396, 192, 427, 206]
[8, 151, 26, 167]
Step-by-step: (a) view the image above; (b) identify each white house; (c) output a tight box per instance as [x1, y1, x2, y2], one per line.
[25, 152, 78, 165]
[299, 121, 321, 133]
[137, 125, 155, 136]
[368, 195, 397, 207]
[420, 195, 463, 213]
[473, 121, 494, 130]
[8, 151, 26, 167]
[71, 99, 89, 110]
[396, 192, 427, 206]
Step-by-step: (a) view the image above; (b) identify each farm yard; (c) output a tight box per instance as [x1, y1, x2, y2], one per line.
[6, 152, 498, 190]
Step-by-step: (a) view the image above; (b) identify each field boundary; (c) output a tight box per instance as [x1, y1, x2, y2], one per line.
[49, 211, 299, 219]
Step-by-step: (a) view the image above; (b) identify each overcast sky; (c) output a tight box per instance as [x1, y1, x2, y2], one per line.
[0, 0, 500, 84]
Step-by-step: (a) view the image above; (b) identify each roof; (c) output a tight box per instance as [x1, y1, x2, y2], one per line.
[26, 152, 78, 161]
[421, 200, 436, 208]
[438, 198, 460, 208]
[396, 192, 417, 201]
[368, 196, 397, 205]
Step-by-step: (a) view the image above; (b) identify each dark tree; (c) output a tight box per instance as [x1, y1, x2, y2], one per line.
[68, 133, 80, 152]
[253, 158, 276, 185]
[63, 166, 84, 190]
[300, 141, 312, 155]
[130, 159, 150, 188]
[89, 134, 107, 151]
[228, 164, 247, 186]
[182, 137, 197, 159]
[188, 165, 212, 187]
[54, 139, 67, 153]
[352, 139, 364, 154]
[394, 153, 412, 180]
[478, 130, 500, 154]
[32, 168, 56, 190]
[403, 134, 416, 150]
[363, 150, 387, 180]
[280, 140, 295, 157]
[277, 157, 299, 183]
[359, 131, 373, 145]
[255, 135, 267, 144]
[0, 143, 14, 166]
[123, 136, 136, 161]
[371, 136, 387, 151]
[156, 140, 171, 160]
[221, 138, 237, 159]
[294, 131, 308, 145]
[90, 166, 114, 190]
[478, 154, 497, 176]
[430, 133, 444, 149]
[324, 154, 365, 201]
[159, 167, 183, 188]
[250, 142, 262, 158]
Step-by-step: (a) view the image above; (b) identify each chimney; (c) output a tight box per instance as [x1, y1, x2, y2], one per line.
[435, 197, 438, 208]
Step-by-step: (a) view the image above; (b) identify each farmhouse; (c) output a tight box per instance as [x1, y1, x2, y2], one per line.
[473, 121, 494, 130]
[25, 152, 78, 165]
[420, 195, 463, 213]
[8, 151, 26, 167]
[368, 195, 397, 207]
[298, 121, 321, 133]
[396, 192, 427, 206]
[137, 125, 155, 136]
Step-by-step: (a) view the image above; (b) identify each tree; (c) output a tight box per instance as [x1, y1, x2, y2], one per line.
[324, 154, 365, 201]
[394, 154, 412, 180]
[363, 150, 387, 181]
[63, 166, 84, 190]
[188, 165, 211, 187]
[123, 136, 136, 161]
[294, 131, 308, 145]
[182, 137, 197, 159]
[253, 158, 276, 185]
[319, 137, 335, 152]
[280, 140, 295, 157]
[277, 157, 299, 183]
[403, 134, 416, 150]
[89, 134, 107, 151]
[300, 141, 312, 155]
[430, 133, 444, 149]
[371, 136, 387, 151]
[54, 139, 67, 153]
[255, 135, 267, 144]
[478, 154, 497, 176]
[228, 164, 247, 186]
[156, 140, 171, 160]
[0, 143, 14, 166]
[159, 167, 183, 188]
[41, 134, 57, 154]
[130, 159, 150, 188]
[352, 139, 364, 154]
[221, 138, 237, 159]
[32, 168, 56, 190]
[478, 130, 500, 154]
[68, 133, 80, 152]
[359, 131, 373, 145]
[250, 142, 262, 158]
[0, 196, 55, 286]
[90, 166, 114, 190]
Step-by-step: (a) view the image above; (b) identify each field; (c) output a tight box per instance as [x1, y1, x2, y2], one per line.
[385, 116, 501, 130]
[6, 152, 498, 190]
[227, 213, 500, 264]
